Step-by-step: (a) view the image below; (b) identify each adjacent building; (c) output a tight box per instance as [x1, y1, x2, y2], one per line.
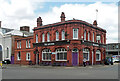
[0, 21, 33, 64]
[106, 43, 119, 56]
[14, 12, 106, 66]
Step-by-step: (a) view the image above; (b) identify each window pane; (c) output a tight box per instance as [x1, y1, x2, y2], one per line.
[60, 53, 63, 60]
[64, 53, 67, 60]
[57, 53, 59, 60]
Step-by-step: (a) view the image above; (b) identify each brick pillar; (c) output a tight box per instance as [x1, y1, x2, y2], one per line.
[51, 54, 55, 65]
[89, 49, 92, 65]
[67, 49, 72, 66]
[79, 49, 83, 66]
[94, 49, 96, 65]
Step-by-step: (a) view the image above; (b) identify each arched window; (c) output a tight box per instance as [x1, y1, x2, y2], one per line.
[56, 48, 67, 61]
[88, 32, 90, 41]
[42, 33, 45, 42]
[36, 34, 38, 43]
[42, 49, 52, 61]
[62, 30, 65, 40]
[84, 31, 86, 40]
[56, 31, 59, 41]
[47, 32, 50, 42]
[6, 47, 9, 58]
[93, 32, 94, 42]
[83, 48, 89, 61]
[103, 35, 104, 44]
[96, 50, 101, 61]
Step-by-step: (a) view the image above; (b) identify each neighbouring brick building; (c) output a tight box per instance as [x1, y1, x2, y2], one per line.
[15, 12, 106, 66]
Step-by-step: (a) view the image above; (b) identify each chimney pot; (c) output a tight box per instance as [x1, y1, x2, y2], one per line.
[93, 20, 97, 27]
[37, 17, 42, 27]
[60, 12, 66, 22]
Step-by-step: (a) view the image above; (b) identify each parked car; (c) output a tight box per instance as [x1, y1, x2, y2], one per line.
[3, 60, 11, 64]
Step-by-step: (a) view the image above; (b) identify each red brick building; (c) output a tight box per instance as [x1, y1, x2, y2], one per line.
[15, 12, 106, 66]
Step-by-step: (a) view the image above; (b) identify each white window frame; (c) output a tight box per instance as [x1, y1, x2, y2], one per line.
[84, 31, 86, 40]
[42, 33, 45, 42]
[73, 28, 78, 39]
[47, 32, 50, 42]
[56, 31, 59, 41]
[19, 41, 21, 48]
[83, 48, 89, 61]
[62, 30, 65, 40]
[17, 52, 21, 60]
[26, 53, 31, 61]
[93, 32, 94, 42]
[17, 41, 19, 48]
[88, 32, 90, 41]
[56, 48, 67, 61]
[36, 34, 38, 43]
[26, 40, 28, 48]
[29, 40, 31, 48]
[96, 50, 101, 61]
[42, 49, 51, 61]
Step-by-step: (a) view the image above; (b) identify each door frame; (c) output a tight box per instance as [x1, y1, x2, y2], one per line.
[72, 48, 79, 66]
[36, 54, 39, 65]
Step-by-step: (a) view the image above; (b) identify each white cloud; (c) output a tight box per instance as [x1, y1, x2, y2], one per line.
[39, 2, 118, 44]
[0, 1, 118, 43]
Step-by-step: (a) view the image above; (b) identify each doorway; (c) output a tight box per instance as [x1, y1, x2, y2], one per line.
[72, 48, 78, 66]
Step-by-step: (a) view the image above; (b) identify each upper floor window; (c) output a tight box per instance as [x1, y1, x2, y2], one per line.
[84, 31, 86, 40]
[26, 40, 28, 48]
[93, 32, 94, 42]
[29, 40, 31, 48]
[62, 30, 65, 40]
[17, 41, 19, 48]
[47, 32, 50, 42]
[36, 34, 38, 43]
[19, 41, 21, 48]
[73, 28, 78, 39]
[96, 35, 100, 43]
[88, 32, 90, 41]
[42, 33, 45, 42]
[56, 31, 59, 41]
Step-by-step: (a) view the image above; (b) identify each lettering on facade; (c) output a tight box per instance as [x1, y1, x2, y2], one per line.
[44, 43, 55, 46]
[93, 43, 99, 46]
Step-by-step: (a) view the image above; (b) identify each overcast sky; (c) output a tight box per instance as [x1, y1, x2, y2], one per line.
[0, 0, 118, 44]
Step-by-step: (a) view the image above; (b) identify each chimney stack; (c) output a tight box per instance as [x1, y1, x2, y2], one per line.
[0, 21, 1, 28]
[93, 20, 98, 27]
[37, 17, 42, 27]
[20, 26, 30, 32]
[60, 12, 66, 22]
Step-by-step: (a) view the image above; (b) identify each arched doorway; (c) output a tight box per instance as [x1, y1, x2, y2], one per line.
[72, 48, 78, 66]
[0, 45, 2, 61]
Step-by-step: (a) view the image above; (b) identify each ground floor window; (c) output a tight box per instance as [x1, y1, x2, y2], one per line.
[17, 52, 21, 60]
[83, 48, 89, 61]
[26, 53, 30, 61]
[56, 48, 67, 61]
[96, 50, 101, 61]
[42, 49, 51, 61]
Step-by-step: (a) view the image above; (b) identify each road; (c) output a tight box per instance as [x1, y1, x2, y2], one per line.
[1, 63, 118, 79]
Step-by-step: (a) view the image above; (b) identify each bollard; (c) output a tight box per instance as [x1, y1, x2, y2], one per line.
[0, 61, 2, 67]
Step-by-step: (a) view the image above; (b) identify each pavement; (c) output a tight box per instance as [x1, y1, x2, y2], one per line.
[2, 63, 118, 69]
